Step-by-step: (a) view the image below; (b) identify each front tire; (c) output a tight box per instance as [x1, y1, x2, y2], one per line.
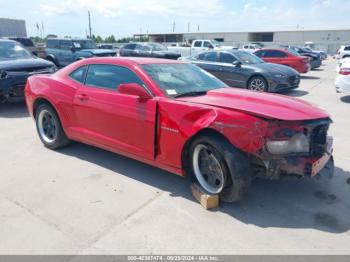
[189, 134, 252, 202]
[247, 76, 268, 92]
[35, 104, 70, 149]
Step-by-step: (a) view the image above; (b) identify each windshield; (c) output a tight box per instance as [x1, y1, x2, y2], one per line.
[233, 51, 264, 64]
[212, 40, 221, 47]
[142, 63, 227, 97]
[148, 43, 167, 51]
[0, 41, 32, 60]
[73, 40, 97, 49]
[286, 48, 301, 56]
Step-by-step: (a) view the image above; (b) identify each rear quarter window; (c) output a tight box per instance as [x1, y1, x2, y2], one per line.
[69, 66, 87, 83]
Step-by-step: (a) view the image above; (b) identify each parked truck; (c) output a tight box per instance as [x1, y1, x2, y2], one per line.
[167, 39, 237, 57]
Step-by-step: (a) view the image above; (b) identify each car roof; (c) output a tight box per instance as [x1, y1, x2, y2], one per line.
[79, 57, 184, 65]
[47, 38, 91, 41]
[259, 48, 288, 52]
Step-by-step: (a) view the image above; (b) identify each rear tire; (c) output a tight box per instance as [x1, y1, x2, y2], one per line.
[189, 134, 252, 203]
[35, 103, 70, 150]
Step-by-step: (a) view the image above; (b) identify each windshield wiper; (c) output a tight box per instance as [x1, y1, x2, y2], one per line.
[174, 91, 207, 98]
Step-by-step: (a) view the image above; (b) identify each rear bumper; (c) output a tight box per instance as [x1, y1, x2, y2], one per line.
[310, 60, 322, 69]
[296, 64, 310, 74]
[335, 75, 350, 94]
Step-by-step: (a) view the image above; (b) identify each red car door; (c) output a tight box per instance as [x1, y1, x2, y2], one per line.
[73, 64, 157, 160]
[264, 50, 286, 65]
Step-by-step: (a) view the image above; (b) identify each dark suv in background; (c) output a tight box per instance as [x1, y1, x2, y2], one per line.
[45, 38, 117, 67]
[119, 42, 181, 60]
[8, 37, 46, 58]
[0, 39, 55, 103]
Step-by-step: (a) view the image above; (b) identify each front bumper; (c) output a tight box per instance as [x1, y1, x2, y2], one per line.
[0, 74, 28, 102]
[278, 136, 333, 177]
[0, 70, 52, 102]
[269, 75, 301, 92]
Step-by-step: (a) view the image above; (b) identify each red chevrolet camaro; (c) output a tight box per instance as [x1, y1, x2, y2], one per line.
[25, 57, 334, 202]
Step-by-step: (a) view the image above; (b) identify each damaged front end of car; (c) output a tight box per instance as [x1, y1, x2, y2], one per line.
[251, 118, 334, 180]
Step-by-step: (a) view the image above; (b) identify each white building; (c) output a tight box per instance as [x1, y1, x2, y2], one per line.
[135, 29, 350, 54]
[0, 18, 27, 38]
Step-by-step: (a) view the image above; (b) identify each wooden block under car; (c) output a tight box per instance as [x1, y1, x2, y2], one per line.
[191, 183, 219, 209]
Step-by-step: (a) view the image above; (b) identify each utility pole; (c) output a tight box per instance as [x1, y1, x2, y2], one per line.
[172, 21, 175, 33]
[197, 24, 200, 32]
[88, 11, 92, 39]
[188, 22, 190, 33]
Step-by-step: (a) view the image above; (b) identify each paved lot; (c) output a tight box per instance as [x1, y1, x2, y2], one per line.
[0, 59, 350, 255]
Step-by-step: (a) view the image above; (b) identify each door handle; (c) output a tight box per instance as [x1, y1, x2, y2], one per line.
[77, 94, 89, 101]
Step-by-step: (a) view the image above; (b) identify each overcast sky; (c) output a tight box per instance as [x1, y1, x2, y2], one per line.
[0, 0, 349, 38]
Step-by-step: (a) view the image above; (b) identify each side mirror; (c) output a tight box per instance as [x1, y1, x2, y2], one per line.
[232, 60, 242, 67]
[118, 83, 152, 100]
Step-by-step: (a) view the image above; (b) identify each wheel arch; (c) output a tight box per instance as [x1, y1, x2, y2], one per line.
[181, 128, 232, 175]
[33, 97, 59, 120]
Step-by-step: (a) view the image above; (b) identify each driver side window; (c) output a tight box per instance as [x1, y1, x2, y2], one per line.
[197, 52, 217, 62]
[203, 41, 214, 49]
[219, 52, 237, 63]
[85, 64, 144, 90]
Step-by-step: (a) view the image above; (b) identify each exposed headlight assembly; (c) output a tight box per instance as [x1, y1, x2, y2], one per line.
[266, 133, 309, 155]
[0, 70, 8, 80]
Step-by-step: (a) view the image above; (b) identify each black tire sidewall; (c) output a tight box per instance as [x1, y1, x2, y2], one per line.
[189, 134, 252, 202]
[35, 104, 69, 149]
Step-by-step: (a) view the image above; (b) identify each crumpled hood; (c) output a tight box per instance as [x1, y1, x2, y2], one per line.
[177, 88, 329, 121]
[0, 58, 54, 71]
[81, 49, 116, 55]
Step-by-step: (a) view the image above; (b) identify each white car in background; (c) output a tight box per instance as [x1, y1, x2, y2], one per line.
[336, 45, 350, 59]
[335, 59, 350, 94]
[241, 44, 262, 53]
[336, 57, 350, 72]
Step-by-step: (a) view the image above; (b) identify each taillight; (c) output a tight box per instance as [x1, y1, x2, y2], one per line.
[340, 68, 350, 75]
[300, 58, 309, 64]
